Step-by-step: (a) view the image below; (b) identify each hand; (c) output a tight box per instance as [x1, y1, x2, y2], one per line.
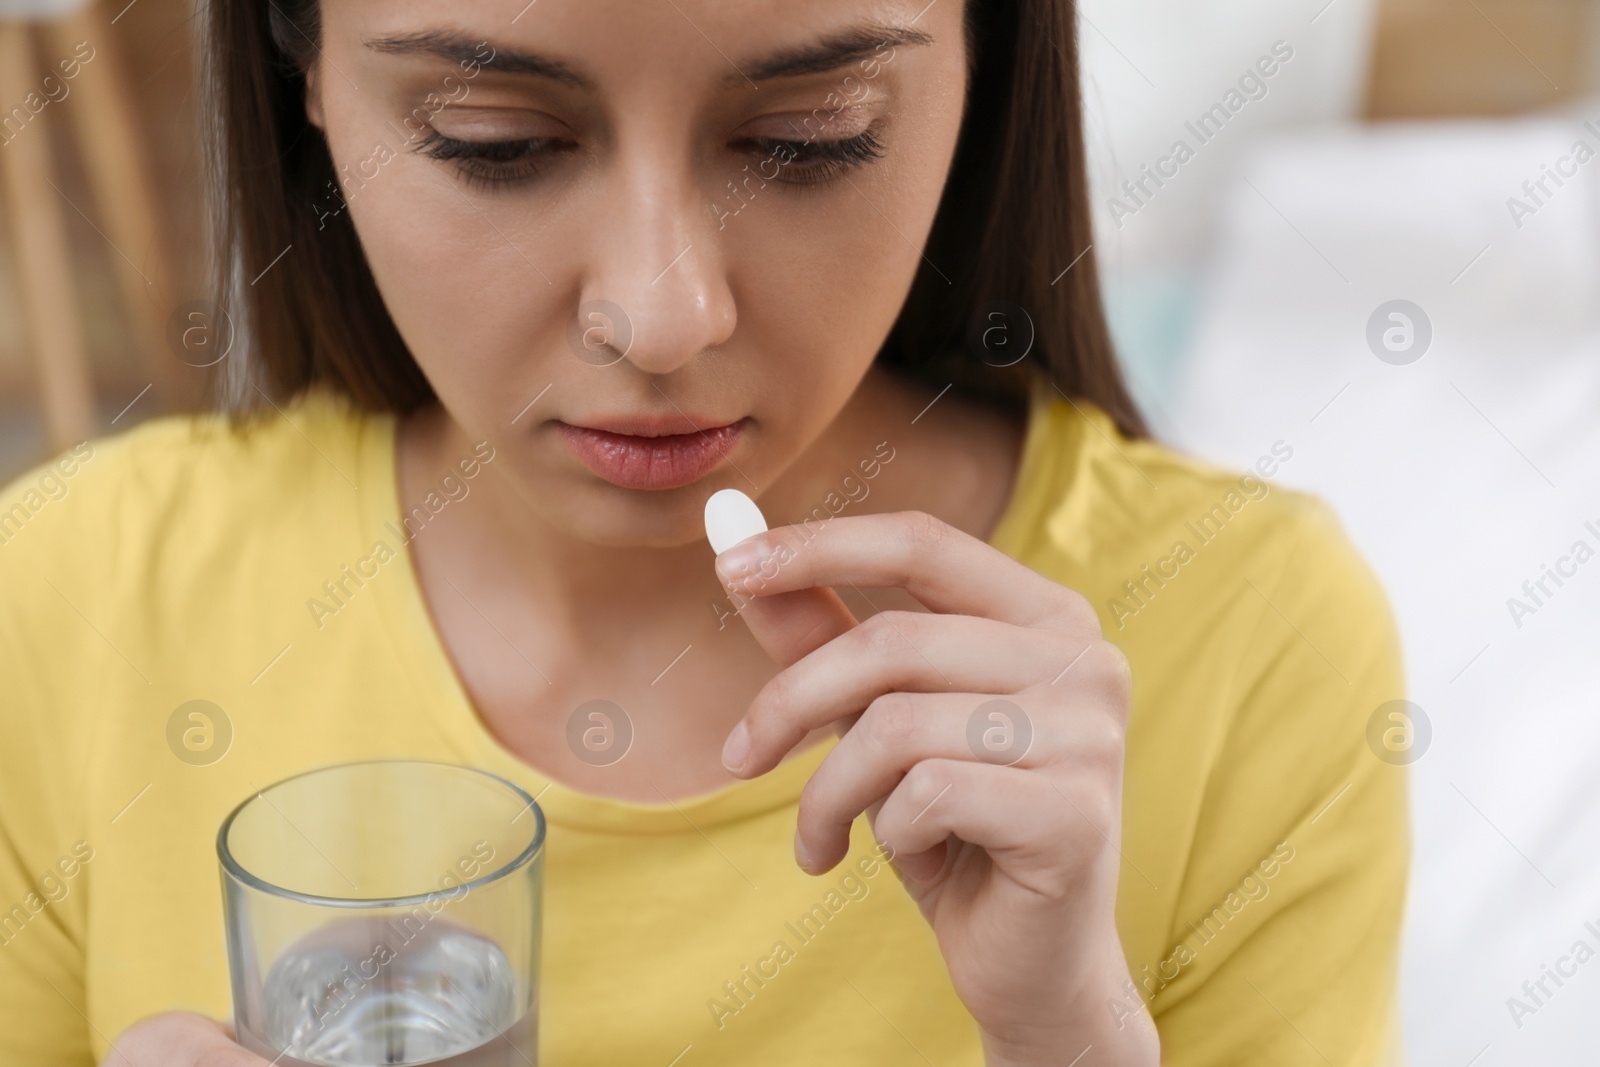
[714, 510, 1160, 1066]
[102, 1011, 271, 1067]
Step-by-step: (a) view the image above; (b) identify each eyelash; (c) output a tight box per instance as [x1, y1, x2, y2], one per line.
[411, 127, 886, 192]
[413, 129, 567, 191]
[737, 130, 886, 186]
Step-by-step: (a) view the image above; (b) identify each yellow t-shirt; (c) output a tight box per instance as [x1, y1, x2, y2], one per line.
[0, 374, 1408, 1066]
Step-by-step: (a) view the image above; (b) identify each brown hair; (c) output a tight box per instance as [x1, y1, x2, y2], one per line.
[201, 0, 1147, 439]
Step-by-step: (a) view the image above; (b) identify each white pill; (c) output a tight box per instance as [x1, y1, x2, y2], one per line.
[704, 488, 768, 555]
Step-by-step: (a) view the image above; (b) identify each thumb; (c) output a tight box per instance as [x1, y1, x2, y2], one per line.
[729, 587, 858, 670]
[104, 1011, 273, 1067]
[718, 568, 902, 858]
[706, 491, 903, 859]
[706, 488, 859, 671]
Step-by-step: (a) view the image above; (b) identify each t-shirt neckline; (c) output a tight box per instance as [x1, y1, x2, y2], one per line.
[354, 374, 1057, 833]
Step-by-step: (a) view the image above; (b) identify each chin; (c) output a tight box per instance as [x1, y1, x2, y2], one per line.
[548, 478, 723, 551]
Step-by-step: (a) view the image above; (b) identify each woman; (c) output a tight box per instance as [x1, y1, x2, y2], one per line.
[0, 0, 1408, 1064]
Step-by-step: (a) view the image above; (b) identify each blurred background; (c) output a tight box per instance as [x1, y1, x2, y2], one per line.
[2, 0, 1598, 1062]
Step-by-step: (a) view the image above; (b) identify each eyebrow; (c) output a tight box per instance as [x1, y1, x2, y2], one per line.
[365, 30, 591, 89]
[363, 22, 933, 92]
[732, 23, 935, 84]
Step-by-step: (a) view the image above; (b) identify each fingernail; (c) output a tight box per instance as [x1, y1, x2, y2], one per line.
[790, 831, 812, 870]
[715, 542, 764, 582]
[721, 720, 751, 774]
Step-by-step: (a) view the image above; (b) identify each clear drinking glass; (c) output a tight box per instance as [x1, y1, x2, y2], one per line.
[218, 760, 545, 1067]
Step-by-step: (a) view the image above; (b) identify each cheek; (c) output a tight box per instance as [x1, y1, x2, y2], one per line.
[332, 110, 565, 405]
[355, 183, 504, 344]
[717, 115, 961, 418]
[707, 226, 886, 453]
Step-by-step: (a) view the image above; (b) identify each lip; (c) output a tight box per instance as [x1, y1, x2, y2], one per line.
[556, 417, 748, 491]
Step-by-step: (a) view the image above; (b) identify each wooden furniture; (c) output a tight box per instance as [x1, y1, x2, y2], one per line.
[1366, 0, 1600, 117]
[0, 0, 181, 452]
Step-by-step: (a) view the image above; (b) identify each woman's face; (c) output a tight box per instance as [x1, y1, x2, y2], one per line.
[305, 0, 969, 546]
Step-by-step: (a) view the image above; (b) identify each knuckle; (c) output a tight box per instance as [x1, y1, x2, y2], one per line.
[1080, 722, 1126, 777]
[1057, 782, 1116, 846]
[1098, 715, 1128, 759]
[857, 610, 912, 659]
[905, 509, 950, 550]
[1097, 640, 1133, 687]
[768, 529, 805, 566]
[1058, 587, 1103, 636]
[901, 758, 952, 808]
[861, 692, 921, 751]
[1100, 643, 1135, 708]
[1082, 787, 1118, 837]
[1075, 640, 1132, 708]
[750, 672, 793, 737]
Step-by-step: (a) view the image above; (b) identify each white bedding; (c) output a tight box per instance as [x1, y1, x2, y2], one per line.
[1165, 111, 1600, 1064]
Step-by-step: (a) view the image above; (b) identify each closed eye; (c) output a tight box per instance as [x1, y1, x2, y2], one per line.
[734, 128, 886, 186]
[412, 125, 887, 192]
[412, 128, 574, 190]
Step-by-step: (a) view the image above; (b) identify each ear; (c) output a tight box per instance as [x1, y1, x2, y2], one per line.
[304, 61, 326, 130]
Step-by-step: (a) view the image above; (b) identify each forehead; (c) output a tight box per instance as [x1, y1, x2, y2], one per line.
[330, 0, 955, 94]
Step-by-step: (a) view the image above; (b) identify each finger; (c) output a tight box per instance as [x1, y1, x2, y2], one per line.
[106, 1012, 272, 1067]
[707, 488, 859, 669]
[714, 510, 1093, 630]
[199, 1036, 274, 1067]
[729, 584, 860, 669]
[873, 759, 1108, 887]
[795, 690, 1060, 871]
[736, 612, 1067, 776]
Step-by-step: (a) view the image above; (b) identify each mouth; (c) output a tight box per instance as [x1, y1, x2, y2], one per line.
[555, 417, 748, 491]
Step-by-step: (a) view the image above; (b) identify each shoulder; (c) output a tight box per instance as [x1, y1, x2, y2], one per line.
[0, 386, 378, 579]
[1009, 380, 1383, 622]
[0, 387, 386, 703]
[1012, 380, 1402, 728]
[0, 384, 385, 805]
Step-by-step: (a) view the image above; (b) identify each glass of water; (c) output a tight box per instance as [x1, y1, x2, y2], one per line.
[218, 760, 545, 1067]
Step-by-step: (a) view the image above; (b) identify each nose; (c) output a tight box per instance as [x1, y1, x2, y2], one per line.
[578, 150, 736, 376]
